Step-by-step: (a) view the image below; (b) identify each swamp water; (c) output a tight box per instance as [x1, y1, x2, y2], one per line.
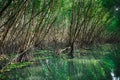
[0, 44, 120, 80]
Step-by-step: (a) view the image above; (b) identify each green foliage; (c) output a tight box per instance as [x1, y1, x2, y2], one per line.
[101, 0, 115, 10]
[101, 0, 120, 37]
[107, 18, 118, 31]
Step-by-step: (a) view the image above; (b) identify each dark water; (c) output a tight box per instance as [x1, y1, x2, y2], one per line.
[1, 44, 120, 80]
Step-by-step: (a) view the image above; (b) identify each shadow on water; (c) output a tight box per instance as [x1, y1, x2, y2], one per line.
[1, 44, 120, 80]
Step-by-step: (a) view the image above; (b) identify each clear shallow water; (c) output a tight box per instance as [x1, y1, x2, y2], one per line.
[1, 44, 120, 80]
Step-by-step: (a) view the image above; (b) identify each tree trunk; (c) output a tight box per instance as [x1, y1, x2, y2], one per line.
[0, 0, 12, 17]
[68, 43, 74, 58]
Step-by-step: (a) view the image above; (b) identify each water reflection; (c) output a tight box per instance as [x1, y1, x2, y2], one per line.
[3, 44, 120, 80]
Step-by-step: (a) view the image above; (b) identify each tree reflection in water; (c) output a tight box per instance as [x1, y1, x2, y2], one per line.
[3, 44, 120, 80]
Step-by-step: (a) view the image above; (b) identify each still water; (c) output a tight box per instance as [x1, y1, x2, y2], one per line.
[1, 44, 120, 80]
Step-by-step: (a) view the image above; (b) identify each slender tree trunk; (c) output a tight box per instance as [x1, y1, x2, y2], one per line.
[68, 42, 74, 58]
[0, 0, 12, 17]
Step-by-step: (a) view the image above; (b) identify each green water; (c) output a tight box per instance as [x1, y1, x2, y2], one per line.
[1, 44, 120, 80]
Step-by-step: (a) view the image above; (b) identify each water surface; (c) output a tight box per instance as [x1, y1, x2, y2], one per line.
[2, 44, 120, 80]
